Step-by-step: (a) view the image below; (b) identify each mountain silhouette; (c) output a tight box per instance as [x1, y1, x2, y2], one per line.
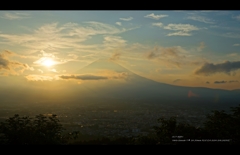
[73, 59, 240, 108]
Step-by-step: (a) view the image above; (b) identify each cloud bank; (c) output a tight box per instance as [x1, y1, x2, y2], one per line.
[195, 61, 240, 76]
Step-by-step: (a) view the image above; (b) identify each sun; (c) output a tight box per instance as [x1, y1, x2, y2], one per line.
[42, 58, 55, 67]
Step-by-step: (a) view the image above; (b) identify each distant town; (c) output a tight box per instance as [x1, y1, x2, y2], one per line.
[0, 100, 210, 138]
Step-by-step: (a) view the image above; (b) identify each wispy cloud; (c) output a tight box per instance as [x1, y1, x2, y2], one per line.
[229, 80, 238, 83]
[197, 42, 206, 51]
[25, 75, 58, 81]
[119, 17, 133, 21]
[146, 51, 158, 60]
[194, 61, 240, 76]
[167, 31, 192, 36]
[221, 32, 240, 39]
[115, 22, 122, 26]
[232, 15, 240, 21]
[38, 69, 43, 73]
[103, 36, 127, 51]
[1, 12, 30, 20]
[152, 22, 163, 27]
[233, 43, 240, 46]
[144, 13, 168, 20]
[145, 46, 198, 68]
[109, 52, 121, 61]
[163, 24, 199, 36]
[187, 15, 215, 24]
[146, 46, 187, 60]
[0, 22, 137, 54]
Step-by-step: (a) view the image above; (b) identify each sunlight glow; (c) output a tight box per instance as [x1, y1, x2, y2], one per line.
[41, 58, 55, 67]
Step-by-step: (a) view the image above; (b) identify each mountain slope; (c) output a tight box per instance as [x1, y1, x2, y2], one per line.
[73, 59, 240, 108]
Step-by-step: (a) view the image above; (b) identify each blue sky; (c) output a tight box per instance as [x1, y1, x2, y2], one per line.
[0, 11, 240, 90]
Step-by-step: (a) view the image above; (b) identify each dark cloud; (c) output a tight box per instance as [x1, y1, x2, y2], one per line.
[109, 52, 121, 61]
[146, 51, 158, 59]
[214, 81, 227, 84]
[206, 81, 210, 84]
[229, 80, 238, 83]
[161, 47, 180, 58]
[59, 74, 108, 80]
[0, 51, 33, 73]
[0, 55, 10, 69]
[195, 61, 240, 76]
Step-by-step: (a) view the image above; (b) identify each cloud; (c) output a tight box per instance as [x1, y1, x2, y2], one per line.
[109, 52, 121, 61]
[59, 71, 128, 81]
[221, 32, 240, 39]
[119, 17, 133, 21]
[167, 31, 192, 36]
[194, 61, 240, 76]
[152, 22, 163, 27]
[161, 47, 185, 58]
[0, 51, 34, 74]
[103, 36, 127, 51]
[0, 22, 137, 54]
[163, 24, 199, 36]
[115, 22, 122, 26]
[49, 68, 57, 73]
[229, 80, 238, 83]
[38, 69, 43, 73]
[214, 81, 227, 84]
[59, 74, 108, 80]
[144, 13, 168, 20]
[188, 90, 199, 98]
[227, 53, 238, 57]
[197, 42, 206, 51]
[233, 15, 240, 21]
[1, 12, 30, 20]
[206, 81, 210, 84]
[68, 54, 78, 59]
[145, 46, 195, 68]
[25, 73, 127, 82]
[233, 44, 240, 46]
[164, 24, 199, 32]
[25, 75, 58, 81]
[146, 51, 158, 59]
[187, 15, 215, 24]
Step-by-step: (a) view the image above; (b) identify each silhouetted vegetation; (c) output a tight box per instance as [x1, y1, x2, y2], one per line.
[0, 114, 78, 145]
[1, 105, 240, 145]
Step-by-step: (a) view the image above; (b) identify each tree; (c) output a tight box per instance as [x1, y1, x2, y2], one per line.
[203, 105, 240, 144]
[0, 114, 65, 144]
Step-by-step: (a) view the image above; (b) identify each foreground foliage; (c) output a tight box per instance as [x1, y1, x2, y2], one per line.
[0, 114, 77, 144]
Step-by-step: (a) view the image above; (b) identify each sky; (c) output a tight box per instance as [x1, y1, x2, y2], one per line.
[1, 10, 240, 90]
